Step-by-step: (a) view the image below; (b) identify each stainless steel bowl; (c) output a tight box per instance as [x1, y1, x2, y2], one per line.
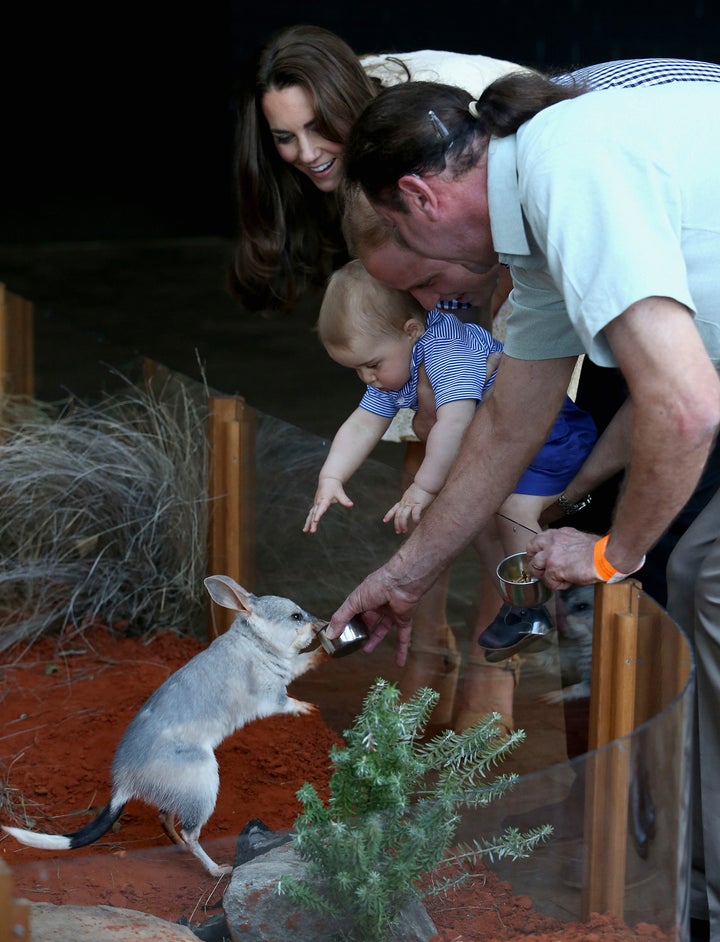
[318, 618, 368, 658]
[496, 552, 553, 607]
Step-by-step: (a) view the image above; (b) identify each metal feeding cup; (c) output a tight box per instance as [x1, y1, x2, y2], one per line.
[496, 552, 553, 607]
[317, 618, 369, 658]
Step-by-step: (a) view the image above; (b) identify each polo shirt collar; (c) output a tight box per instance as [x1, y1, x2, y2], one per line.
[487, 134, 531, 257]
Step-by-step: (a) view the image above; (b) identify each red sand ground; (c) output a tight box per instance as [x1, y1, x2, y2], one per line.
[0, 626, 669, 940]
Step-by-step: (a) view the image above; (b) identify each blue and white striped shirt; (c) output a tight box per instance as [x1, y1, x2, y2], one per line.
[360, 309, 503, 419]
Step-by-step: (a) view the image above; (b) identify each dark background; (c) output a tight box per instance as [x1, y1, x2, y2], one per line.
[1, 2, 719, 433]
[4, 2, 720, 245]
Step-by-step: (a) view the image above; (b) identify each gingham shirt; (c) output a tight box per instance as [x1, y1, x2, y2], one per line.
[558, 57, 720, 90]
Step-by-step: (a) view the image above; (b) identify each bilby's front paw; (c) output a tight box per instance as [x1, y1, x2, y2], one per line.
[308, 646, 331, 666]
[540, 689, 565, 705]
[541, 682, 590, 705]
[290, 699, 318, 717]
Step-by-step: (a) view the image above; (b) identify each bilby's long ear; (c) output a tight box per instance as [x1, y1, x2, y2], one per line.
[204, 575, 254, 615]
[397, 173, 440, 220]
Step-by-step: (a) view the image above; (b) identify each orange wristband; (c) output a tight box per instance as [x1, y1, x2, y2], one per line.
[593, 534, 645, 584]
[593, 535, 618, 582]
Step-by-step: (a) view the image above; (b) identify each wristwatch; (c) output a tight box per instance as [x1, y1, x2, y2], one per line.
[557, 492, 592, 516]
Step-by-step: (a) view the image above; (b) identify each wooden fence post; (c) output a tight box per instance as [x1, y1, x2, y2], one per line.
[581, 580, 641, 918]
[580, 583, 692, 919]
[579, 577, 697, 922]
[0, 283, 34, 398]
[0, 860, 31, 941]
[207, 395, 256, 637]
[141, 361, 258, 641]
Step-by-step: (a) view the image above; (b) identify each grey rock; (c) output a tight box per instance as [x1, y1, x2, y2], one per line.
[223, 842, 437, 942]
[28, 902, 199, 941]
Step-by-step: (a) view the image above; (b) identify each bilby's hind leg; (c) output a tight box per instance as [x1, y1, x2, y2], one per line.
[181, 824, 233, 877]
[153, 746, 229, 874]
[162, 809, 232, 876]
[159, 810, 184, 845]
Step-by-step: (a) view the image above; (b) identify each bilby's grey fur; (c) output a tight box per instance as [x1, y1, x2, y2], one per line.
[1, 575, 326, 876]
[541, 583, 595, 704]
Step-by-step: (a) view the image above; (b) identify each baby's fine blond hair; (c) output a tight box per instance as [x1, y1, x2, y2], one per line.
[318, 259, 424, 350]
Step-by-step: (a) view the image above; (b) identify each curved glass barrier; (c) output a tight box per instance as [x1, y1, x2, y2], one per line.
[252, 410, 694, 940]
[1, 397, 694, 941]
[454, 585, 693, 938]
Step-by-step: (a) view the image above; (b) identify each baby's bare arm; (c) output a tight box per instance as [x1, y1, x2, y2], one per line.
[304, 408, 391, 532]
[385, 400, 476, 533]
[414, 400, 477, 494]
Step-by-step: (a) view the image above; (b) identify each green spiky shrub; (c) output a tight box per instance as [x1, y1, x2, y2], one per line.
[277, 678, 552, 941]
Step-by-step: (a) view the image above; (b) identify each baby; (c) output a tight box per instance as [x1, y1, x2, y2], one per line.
[304, 260, 597, 645]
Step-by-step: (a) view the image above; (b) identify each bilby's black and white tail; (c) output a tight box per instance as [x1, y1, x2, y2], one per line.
[2, 799, 125, 850]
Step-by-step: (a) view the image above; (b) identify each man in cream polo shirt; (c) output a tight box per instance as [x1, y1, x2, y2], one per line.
[337, 74, 720, 939]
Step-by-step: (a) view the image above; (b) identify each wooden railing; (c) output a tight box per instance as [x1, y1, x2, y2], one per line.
[582, 580, 691, 918]
[0, 284, 33, 399]
[141, 358, 257, 638]
[206, 394, 256, 636]
[0, 860, 30, 940]
[1, 291, 258, 637]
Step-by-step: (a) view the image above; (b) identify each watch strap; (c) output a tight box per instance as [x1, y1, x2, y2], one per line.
[557, 492, 592, 516]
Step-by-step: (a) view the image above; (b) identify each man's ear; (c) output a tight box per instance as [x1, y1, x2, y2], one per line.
[397, 174, 440, 220]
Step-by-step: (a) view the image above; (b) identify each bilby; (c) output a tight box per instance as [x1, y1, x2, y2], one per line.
[1, 575, 327, 876]
[540, 583, 595, 704]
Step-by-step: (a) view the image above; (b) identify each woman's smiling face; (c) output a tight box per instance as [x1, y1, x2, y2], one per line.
[262, 84, 345, 192]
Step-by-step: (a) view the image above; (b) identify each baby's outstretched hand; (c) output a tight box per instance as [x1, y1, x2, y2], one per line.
[383, 483, 435, 534]
[303, 478, 353, 533]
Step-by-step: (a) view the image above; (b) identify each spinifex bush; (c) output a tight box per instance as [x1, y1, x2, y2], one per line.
[0, 375, 209, 652]
[277, 678, 552, 941]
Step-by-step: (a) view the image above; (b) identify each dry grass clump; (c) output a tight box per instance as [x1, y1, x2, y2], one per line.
[0, 376, 209, 654]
